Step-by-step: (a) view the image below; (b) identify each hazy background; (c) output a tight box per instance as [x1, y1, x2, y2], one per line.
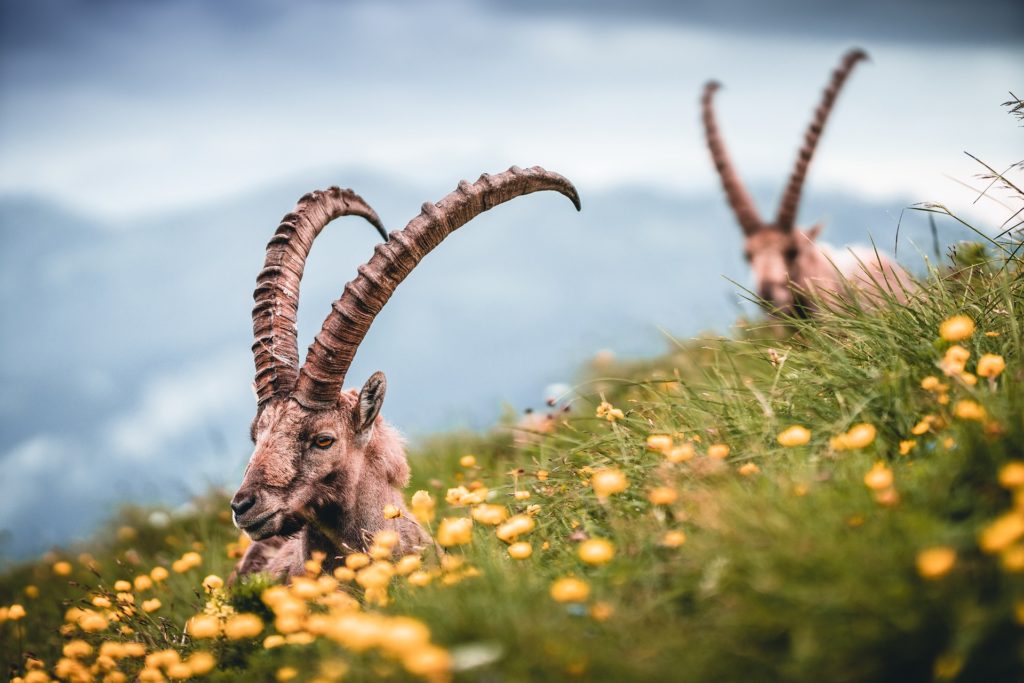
[1, 0, 1021, 558]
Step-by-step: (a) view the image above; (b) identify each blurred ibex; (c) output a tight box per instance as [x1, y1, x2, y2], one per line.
[702, 49, 913, 317]
[232, 167, 580, 580]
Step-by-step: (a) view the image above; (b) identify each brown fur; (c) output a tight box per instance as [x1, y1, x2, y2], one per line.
[744, 227, 913, 317]
[232, 386, 431, 581]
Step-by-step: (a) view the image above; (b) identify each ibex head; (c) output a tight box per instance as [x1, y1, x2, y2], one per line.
[701, 49, 867, 316]
[231, 168, 581, 546]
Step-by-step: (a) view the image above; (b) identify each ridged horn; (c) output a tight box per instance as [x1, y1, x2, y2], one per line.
[253, 187, 387, 405]
[293, 165, 581, 409]
[775, 49, 868, 231]
[702, 80, 763, 236]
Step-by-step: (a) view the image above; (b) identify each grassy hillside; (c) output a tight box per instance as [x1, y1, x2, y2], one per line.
[2, 241, 1022, 682]
[3, 109, 1024, 682]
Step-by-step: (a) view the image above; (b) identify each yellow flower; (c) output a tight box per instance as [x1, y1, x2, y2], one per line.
[911, 416, 936, 435]
[648, 487, 677, 505]
[979, 512, 1024, 554]
[661, 530, 687, 547]
[536, 469, 549, 481]
[578, 539, 615, 565]
[24, 585, 39, 599]
[496, 514, 536, 542]
[550, 577, 591, 603]
[8, 604, 26, 620]
[114, 580, 132, 592]
[150, 566, 169, 582]
[356, 563, 394, 590]
[953, 400, 986, 421]
[514, 490, 531, 500]
[186, 651, 216, 676]
[187, 614, 221, 639]
[920, 376, 943, 391]
[939, 315, 975, 341]
[899, 440, 916, 455]
[78, 611, 108, 632]
[141, 599, 161, 613]
[345, 553, 371, 570]
[941, 345, 970, 376]
[645, 434, 673, 453]
[590, 601, 614, 622]
[383, 504, 402, 519]
[459, 454, 477, 468]
[53, 561, 73, 576]
[402, 645, 452, 679]
[863, 462, 893, 491]
[738, 463, 760, 476]
[407, 571, 432, 587]
[666, 444, 696, 463]
[595, 400, 624, 422]
[471, 504, 507, 525]
[1001, 546, 1024, 572]
[202, 575, 224, 592]
[133, 575, 153, 592]
[999, 462, 1024, 489]
[507, 542, 533, 559]
[845, 423, 877, 449]
[224, 613, 264, 640]
[436, 517, 473, 547]
[395, 555, 421, 575]
[276, 667, 298, 682]
[707, 443, 730, 459]
[916, 546, 957, 579]
[591, 468, 628, 499]
[777, 425, 811, 447]
[410, 490, 435, 524]
[63, 640, 93, 658]
[263, 634, 285, 649]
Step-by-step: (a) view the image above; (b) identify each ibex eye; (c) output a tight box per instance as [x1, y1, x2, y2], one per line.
[313, 434, 335, 449]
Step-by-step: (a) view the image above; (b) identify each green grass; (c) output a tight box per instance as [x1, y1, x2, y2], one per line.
[3, 247, 1022, 682]
[3, 168, 1024, 683]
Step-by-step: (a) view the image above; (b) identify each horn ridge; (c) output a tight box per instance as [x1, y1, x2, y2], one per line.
[252, 187, 387, 405]
[775, 48, 868, 231]
[294, 165, 580, 409]
[702, 80, 764, 235]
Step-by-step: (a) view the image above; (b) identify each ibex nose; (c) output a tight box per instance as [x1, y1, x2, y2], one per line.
[230, 490, 257, 517]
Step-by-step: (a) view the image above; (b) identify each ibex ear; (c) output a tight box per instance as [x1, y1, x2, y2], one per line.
[354, 371, 387, 436]
[806, 223, 824, 241]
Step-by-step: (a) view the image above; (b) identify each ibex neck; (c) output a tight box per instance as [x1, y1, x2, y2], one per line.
[298, 471, 401, 572]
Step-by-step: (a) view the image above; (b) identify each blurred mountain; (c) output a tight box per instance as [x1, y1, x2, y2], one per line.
[0, 173, 970, 559]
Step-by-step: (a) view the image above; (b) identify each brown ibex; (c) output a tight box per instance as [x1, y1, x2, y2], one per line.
[702, 49, 913, 317]
[232, 167, 580, 580]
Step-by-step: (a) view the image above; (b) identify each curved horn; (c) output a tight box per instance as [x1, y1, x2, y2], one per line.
[775, 48, 868, 231]
[702, 81, 763, 236]
[253, 187, 387, 405]
[293, 165, 581, 409]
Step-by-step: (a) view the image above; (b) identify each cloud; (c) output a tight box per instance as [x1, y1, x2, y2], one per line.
[105, 350, 251, 458]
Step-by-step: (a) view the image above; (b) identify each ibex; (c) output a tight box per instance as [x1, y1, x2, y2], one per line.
[232, 167, 580, 580]
[702, 49, 912, 317]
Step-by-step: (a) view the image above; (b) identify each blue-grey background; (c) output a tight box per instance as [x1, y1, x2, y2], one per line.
[1, 0, 1021, 558]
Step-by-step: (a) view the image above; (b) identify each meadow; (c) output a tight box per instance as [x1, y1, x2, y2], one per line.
[2, 107, 1023, 682]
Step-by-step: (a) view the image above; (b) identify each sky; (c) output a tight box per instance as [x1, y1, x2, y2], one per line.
[1, 0, 1020, 220]
[0, 0, 1021, 558]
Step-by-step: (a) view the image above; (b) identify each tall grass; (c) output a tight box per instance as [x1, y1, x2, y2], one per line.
[2, 107, 1022, 682]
